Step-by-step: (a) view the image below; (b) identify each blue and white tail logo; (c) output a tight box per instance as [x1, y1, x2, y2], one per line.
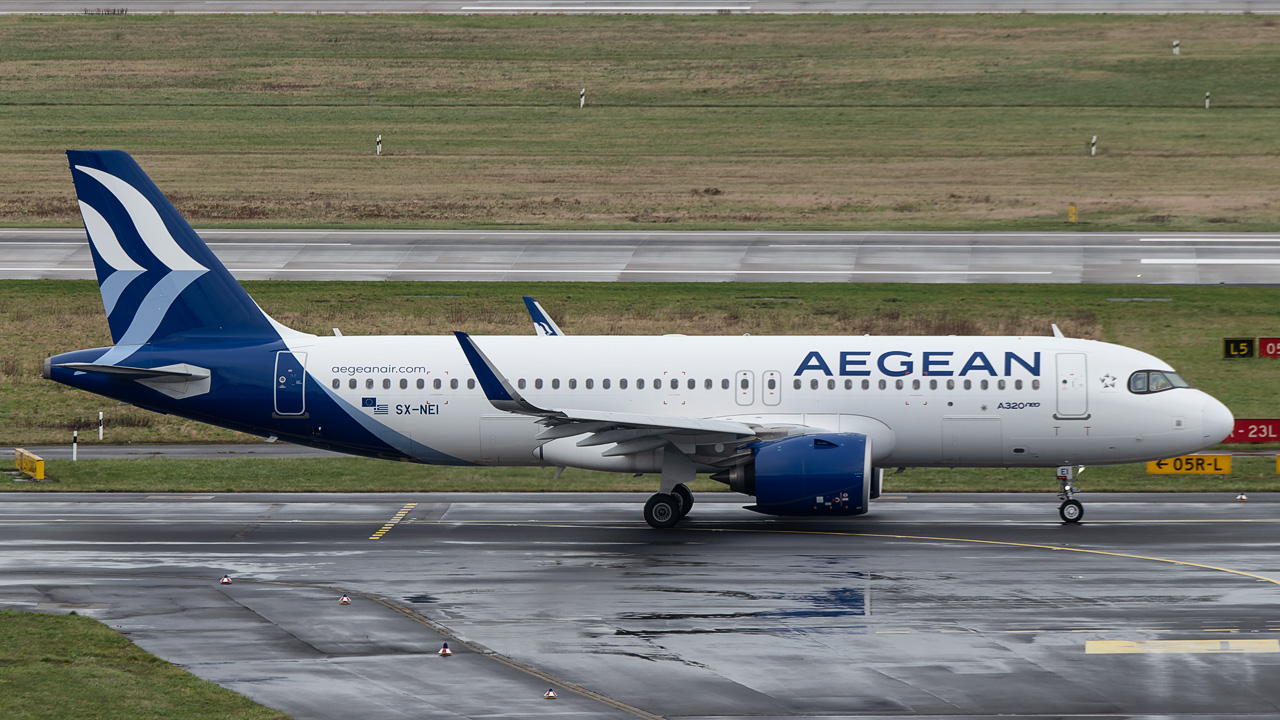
[67, 150, 284, 364]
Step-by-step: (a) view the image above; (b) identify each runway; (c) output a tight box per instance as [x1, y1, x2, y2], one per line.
[4, 0, 1280, 12]
[4, 228, 1280, 284]
[2, 491, 1278, 719]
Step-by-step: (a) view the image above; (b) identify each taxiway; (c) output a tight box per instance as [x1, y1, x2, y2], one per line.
[1, 491, 1278, 719]
[3, 229, 1280, 284]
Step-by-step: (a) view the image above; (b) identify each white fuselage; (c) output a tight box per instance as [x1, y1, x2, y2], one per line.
[285, 334, 1231, 471]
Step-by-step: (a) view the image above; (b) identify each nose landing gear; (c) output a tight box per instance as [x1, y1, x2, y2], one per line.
[1057, 465, 1084, 524]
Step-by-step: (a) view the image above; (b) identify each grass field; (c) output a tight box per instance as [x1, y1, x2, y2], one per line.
[7, 455, 1276, 493]
[4, 15, 1280, 229]
[0, 610, 287, 720]
[4, 278, 1278, 448]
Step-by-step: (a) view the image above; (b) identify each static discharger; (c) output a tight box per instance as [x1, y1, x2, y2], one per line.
[339, 594, 352, 605]
[438, 643, 452, 657]
[544, 689, 558, 700]
[219, 575, 231, 585]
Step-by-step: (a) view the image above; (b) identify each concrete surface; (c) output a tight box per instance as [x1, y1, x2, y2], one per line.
[0, 491, 1278, 719]
[4, 229, 1280, 284]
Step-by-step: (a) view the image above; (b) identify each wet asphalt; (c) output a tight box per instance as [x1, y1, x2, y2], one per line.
[1, 492, 1278, 719]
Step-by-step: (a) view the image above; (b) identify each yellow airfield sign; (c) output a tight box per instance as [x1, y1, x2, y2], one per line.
[1146, 455, 1231, 474]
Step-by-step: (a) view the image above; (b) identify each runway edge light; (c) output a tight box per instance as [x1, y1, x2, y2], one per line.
[219, 575, 231, 585]
[339, 594, 352, 605]
[1237, 493, 1248, 502]
[544, 689, 558, 700]
[438, 643, 452, 657]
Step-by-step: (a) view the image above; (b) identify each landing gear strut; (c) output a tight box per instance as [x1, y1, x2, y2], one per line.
[644, 448, 695, 529]
[1057, 465, 1084, 524]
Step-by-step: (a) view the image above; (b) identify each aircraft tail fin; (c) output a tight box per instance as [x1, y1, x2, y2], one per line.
[66, 150, 285, 350]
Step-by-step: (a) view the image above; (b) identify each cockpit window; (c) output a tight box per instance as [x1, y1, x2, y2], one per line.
[1128, 370, 1190, 394]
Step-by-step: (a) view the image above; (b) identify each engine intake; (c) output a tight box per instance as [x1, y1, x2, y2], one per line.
[712, 432, 871, 517]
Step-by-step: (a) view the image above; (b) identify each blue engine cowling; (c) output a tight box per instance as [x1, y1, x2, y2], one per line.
[738, 432, 872, 516]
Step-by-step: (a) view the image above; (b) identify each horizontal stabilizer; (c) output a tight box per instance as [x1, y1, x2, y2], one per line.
[54, 362, 209, 381]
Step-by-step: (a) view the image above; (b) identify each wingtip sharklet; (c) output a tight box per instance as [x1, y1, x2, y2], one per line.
[522, 296, 564, 337]
[452, 331, 549, 415]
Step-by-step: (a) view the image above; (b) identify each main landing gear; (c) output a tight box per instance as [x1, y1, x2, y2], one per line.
[1057, 465, 1084, 524]
[644, 483, 694, 529]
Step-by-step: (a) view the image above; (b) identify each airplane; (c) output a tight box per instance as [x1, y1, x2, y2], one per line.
[44, 150, 1236, 528]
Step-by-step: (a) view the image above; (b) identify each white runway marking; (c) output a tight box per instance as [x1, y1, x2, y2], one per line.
[1140, 237, 1280, 243]
[1141, 259, 1280, 265]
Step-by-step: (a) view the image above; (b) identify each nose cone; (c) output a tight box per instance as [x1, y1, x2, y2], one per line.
[1202, 396, 1235, 444]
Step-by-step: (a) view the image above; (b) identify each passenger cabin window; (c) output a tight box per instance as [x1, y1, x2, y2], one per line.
[535, 379, 543, 389]
[366, 379, 374, 389]
[1129, 370, 1189, 394]
[1014, 379, 1022, 390]
[704, 379, 712, 390]
[417, 379, 425, 389]
[434, 379, 442, 390]
[670, 379, 678, 390]
[845, 379, 853, 390]
[568, 379, 577, 389]
[810, 379, 819, 390]
[349, 379, 357, 390]
[400, 378, 408, 390]
[603, 379, 611, 389]
[518, 379, 526, 389]
[586, 379, 594, 389]
[740, 378, 749, 390]
[468, 379, 476, 389]
[721, 379, 730, 389]
[552, 379, 560, 389]
[619, 379, 627, 389]
[862, 379, 870, 390]
[794, 379, 802, 390]
[451, 379, 459, 389]
[687, 379, 696, 390]
[332, 379, 340, 389]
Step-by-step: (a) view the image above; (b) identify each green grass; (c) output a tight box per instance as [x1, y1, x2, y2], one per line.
[5, 280, 1280, 448]
[5, 15, 1280, 229]
[11, 456, 1277, 494]
[0, 610, 288, 720]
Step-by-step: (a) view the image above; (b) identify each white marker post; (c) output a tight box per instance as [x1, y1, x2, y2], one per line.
[98, 411, 103, 441]
[376, 135, 382, 156]
[580, 88, 585, 109]
[1173, 40, 1180, 56]
[72, 430, 78, 462]
[1205, 92, 1210, 110]
[1090, 135, 1097, 157]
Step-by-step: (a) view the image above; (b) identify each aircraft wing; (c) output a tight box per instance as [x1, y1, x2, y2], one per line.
[522, 296, 564, 337]
[454, 332, 757, 456]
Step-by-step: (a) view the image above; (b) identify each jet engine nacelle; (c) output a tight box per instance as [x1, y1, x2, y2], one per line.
[727, 432, 872, 516]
